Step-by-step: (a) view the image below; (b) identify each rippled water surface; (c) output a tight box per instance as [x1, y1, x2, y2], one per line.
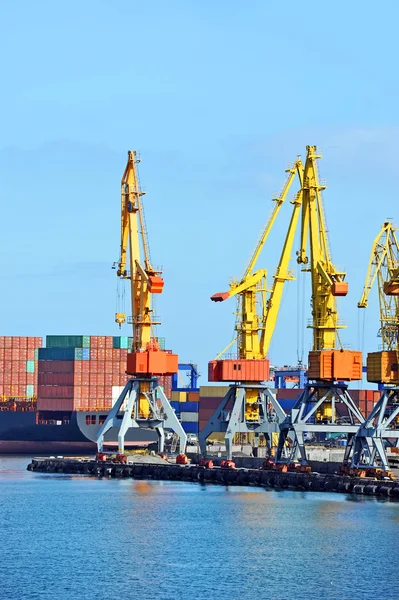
[1, 455, 398, 600]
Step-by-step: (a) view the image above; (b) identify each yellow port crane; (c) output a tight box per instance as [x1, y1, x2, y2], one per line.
[97, 151, 186, 456]
[276, 146, 364, 466]
[351, 221, 399, 473]
[199, 158, 306, 459]
[115, 150, 163, 349]
[358, 221, 399, 377]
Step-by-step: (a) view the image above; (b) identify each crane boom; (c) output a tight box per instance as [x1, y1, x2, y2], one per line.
[243, 162, 300, 279]
[358, 221, 399, 353]
[211, 158, 304, 363]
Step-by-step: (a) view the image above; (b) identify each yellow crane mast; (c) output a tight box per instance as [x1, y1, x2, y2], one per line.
[116, 150, 164, 351]
[97, 151, 186, 456]
[276, 146, 364, 466]
[200, 158, 305, 458]
[297, 146, 362, 381]
[351, 221, 399, 474]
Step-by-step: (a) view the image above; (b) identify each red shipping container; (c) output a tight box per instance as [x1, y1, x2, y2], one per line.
[25, 349, 34, 360]
[97, 386, 105, 399]
[26, 373, 35, 385]
[90, 336, 98, 347]
[119, 361, 126, 373]
[38, 373, 74, 386]
[199, 396, 225, 410]
[4, 337, 12, 349]
[89, 360, 98, 373]
[105, 337, 113, 349]
[11, 338, 20, 350]
[74, 361, 82, 374]
[105, 349, 112, 360]
[97, 336, 106, 347]
[105, 385, 112, 397]
[105, 361, 113, 374]
[74, 372, 82, 385]
[38, 360, 75, 374]
[0, 349, 3, 360]
[3, 384, 11, 395]
[0, 336, 4, 348]
[199, 408, 217, 420]
[97, 360, 105, 372]
[97, 349, 106, 360]
[105, 373, 113, 386]
[74, 385, 82, 400]
[89, 385, 97, 400]
[19, 337, 27, 349]
[81, 386, 89, 399]
[82, 362, 90, 374]
[37, 397, 74, 411]
[90, 349, 98, 360]
[119, 374, 127, 386]
[112, 349, 119, 360]
[4, 349, 12, 361]
[3, 372, 12, 384]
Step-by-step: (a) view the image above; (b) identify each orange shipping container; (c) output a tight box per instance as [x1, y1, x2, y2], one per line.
[208, 359, 270, 383]
[308, 350, 362, 381]
[105, 337, 113, 349]
[105, 361, 113, 374]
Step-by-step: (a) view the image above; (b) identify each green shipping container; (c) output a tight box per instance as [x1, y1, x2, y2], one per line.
[26, 385, 35, 397]
[46, 335, 90, 348]
[34, 349, 39, 360]
[74, 348, 83, 360]
[113, 336, 133, 349]
[26, 360, 35, 373]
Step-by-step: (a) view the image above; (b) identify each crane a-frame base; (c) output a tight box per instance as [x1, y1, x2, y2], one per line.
[96, 377, 187, 455]
[276, 382, 365, 465]
[351, 387, 399, 471]
[198, 384, 286, 460]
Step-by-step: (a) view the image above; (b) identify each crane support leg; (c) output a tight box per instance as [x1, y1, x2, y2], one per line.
[96, 381, 133, 453]
[199, 385, 285, 460]
[276, 383, 364, 465]
[351, 388, 399, 471]
[96, 377, 187, 455]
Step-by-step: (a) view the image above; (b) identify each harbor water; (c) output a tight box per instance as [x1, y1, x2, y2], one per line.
[1, 456, 398, 600]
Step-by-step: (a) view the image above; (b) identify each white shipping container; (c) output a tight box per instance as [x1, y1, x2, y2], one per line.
[112, 386, 129, 410]
[180, 412, 199, 423]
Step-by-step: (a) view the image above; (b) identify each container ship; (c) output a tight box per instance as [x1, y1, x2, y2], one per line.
[0, 335, 176, 454]
[0, 336, 380, 454]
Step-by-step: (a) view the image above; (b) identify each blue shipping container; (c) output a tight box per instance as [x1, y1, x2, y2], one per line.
[170, 401, 180, 412]
[38, 348, 77, 361]
[82, 348, 90, 360]
[181, 422, 199, 434]
[278, 399, 296, 412]
[180, 401, 199, 413]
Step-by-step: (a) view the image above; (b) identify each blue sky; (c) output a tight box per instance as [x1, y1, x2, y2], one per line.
[1, 0, 398, 383]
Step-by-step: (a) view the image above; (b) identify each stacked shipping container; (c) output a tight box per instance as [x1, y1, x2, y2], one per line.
[0, 336, 42, 398]
[170, 389, 200, 435]
[37, 336, 131, 412]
